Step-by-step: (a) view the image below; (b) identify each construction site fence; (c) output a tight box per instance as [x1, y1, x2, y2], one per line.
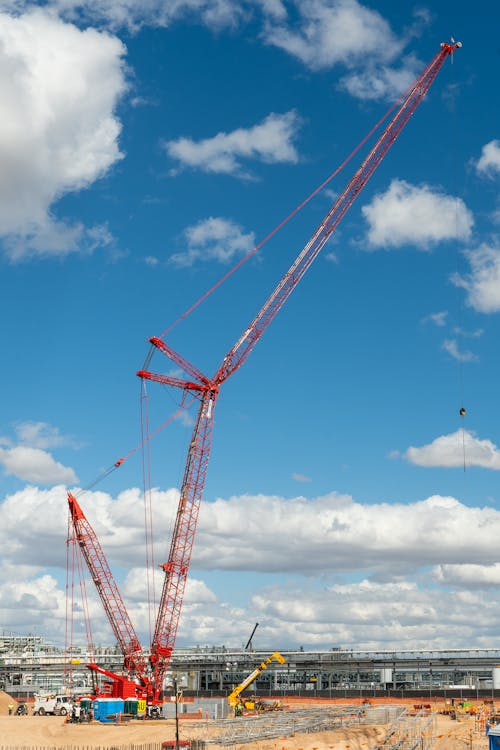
[179, 687, 500, 701]
[0, 744, 170, 750]
[0, 744, 208, 750]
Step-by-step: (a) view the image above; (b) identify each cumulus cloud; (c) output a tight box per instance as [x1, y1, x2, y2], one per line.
[250, 579, 500, 649]
[475, 139, 500, 178]
[456, 241, 500, 313]
[362, 179, 473, 249]
[262, 0, 401, 71]
[164, 111, 301, 176]
[441, 339, 478, 363]
[8, 485, 500, 579]
[0, 421, 79, 484]
[340, 55, 420, 101]
[0, 573, 67, 634]
[260, 0, 424, 101]
[291, 472, 312, 483]
[0, 9, 126, 259]
[405, 430, 500, 470]
[14, 0, 246, 32]
[13, 421, 76, 450]
[6, 485, 500, 646]
[170, 217, 256, 267]
[422, 311, 448, 327]
[435, 563, 500, 588]
[0, 446, 77, 484]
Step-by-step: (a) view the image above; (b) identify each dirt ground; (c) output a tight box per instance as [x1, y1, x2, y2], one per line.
[0, 695, 491, 750]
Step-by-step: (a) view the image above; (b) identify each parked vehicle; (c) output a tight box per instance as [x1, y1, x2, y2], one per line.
[33, 694, 72, 716]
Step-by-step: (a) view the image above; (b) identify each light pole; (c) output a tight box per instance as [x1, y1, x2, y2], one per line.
[173, 677, 180, 750]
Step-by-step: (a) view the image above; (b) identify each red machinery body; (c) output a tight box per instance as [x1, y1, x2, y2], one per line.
[68, 42, 460, 701]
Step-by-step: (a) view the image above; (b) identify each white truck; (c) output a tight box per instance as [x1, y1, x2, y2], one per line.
[33, 693, 72, 716]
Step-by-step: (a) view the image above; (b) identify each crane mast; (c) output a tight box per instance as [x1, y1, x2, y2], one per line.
[150, 389, 217, 690]
[68, 41, 460, 701]
[67, 492, 149, 685]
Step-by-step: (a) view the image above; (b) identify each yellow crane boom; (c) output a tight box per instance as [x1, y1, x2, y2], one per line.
[227, 652, 286, 709]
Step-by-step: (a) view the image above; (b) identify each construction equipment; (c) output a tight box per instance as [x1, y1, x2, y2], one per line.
[67, 40, 461, 705]
[227, 652, 286, 715]
[33, 693, 72, 716]
[245, 623, 259, 651]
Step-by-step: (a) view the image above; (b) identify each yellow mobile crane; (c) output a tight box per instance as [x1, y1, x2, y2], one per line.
[227, 652, 286, 716]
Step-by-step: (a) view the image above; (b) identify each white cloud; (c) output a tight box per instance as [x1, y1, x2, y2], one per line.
[435, 563, 500, 588]
[0, 9, 126, 259]
[362, 179, 473, 249]
[0, 573, 67, 634]
[291, 472, 312, 483]
[475, 139, 500, 177]
[6, 485, 500, 647]
[262, 0, 401, 71]
[170, 217, 256, 267]
[441, 339, 477, 363]
[0, 446, 78, 484]
[197, 491, 500, 573]
[405, 430, 500, 470]
[254, 0, 287, 21]
[422, 311, 448, 327]
[340, 55, 420, 101]
[452, 326, 483, 338]
[33, 0, 245, 32]
[456, 241, 500, 313]
[8, 485, 500, 579]
[0, 421, 79, 484]
[260, 0, 424, 101]
[164, 111, 301, 176]
[13, 421, 75, 450]
[250, 579, 500, 649]
[123, 567, 216, 604]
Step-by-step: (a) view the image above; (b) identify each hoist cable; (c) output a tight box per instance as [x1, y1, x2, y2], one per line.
[449, 55, 468, 473]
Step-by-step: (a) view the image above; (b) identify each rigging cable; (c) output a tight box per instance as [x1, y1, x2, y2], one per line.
[76, 534, 95, 664]
[64, 513, 71, 692]
[140, 378, 155, 644]
[75, 71, 438, 498]
[75, 395, 198, 497]
[159, 77, 425, 340]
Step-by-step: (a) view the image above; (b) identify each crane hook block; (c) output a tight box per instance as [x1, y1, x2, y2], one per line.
[459, 407, 466, 417]
[114, 458, 125, 467]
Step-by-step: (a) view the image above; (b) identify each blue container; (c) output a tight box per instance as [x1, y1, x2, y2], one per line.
[488, 725, 500, 749]
[92, 698, 125, 723]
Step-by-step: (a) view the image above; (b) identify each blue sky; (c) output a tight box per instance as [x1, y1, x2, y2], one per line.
[1, 0, 500, 654]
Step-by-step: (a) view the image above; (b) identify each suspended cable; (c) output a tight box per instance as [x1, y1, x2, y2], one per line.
[76, 538, 95, 663]
[64, 513, 71, 692]
[159, 82, 421, 340]
[69, 525, 76, 694]
[140, 379, 154, 644]
[460, 407, 467, 472]
[449, 53, 468, 473]
[76, 395, 198, 497]
[75, 67, 443, 499]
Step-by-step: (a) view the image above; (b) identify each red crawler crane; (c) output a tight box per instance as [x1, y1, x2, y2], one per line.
[68, 41, 460, 703]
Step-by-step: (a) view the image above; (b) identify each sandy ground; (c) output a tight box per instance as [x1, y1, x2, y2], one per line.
[0, 694, 491, 750]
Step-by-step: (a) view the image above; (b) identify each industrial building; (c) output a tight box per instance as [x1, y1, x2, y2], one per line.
[3, 632, 500, 699]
